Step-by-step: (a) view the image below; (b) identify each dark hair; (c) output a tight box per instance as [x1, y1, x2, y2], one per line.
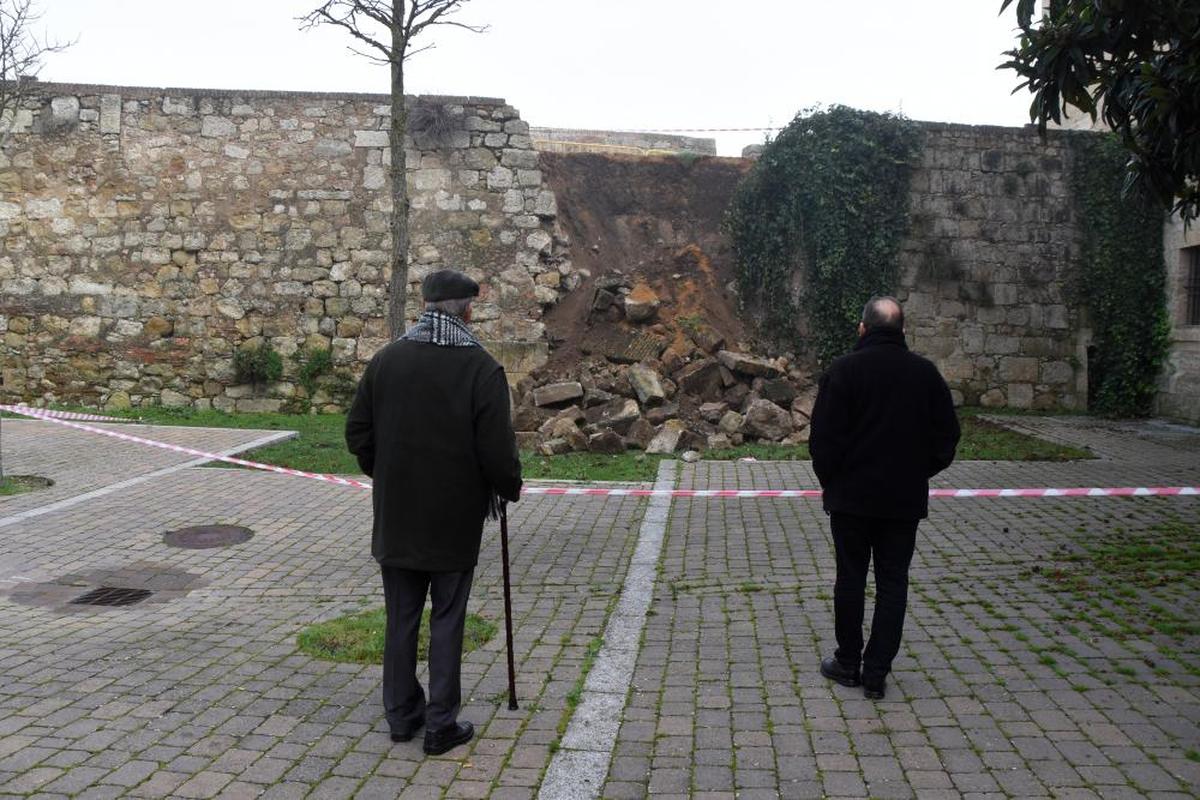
[861, 295, 904, 332]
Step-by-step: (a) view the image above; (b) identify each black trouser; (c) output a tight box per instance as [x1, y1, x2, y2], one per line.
[830, 512, 918, 682]
[380, 566, 475, 733]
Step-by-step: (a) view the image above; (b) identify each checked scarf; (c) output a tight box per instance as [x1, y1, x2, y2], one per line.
[400, 308, 505, 519]
[400, 309, 482, 348]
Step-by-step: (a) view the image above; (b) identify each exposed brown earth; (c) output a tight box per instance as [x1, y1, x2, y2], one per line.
[513, 153, 814, 455]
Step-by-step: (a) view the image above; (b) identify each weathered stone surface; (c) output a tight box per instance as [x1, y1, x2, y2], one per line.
[538, 438, 572, 456]
[717, 350, 782, 379]
[718, 410, 743, 435]
[644, 402, 678, 426]
[677, 429, 707, 452]
[646, 419, 686, 454]
[624, 417, 657, 449]
[628, 364, 665, 407]
[687, 324, 725, 354]
[0, 89, 566, 410]
[707, 432, 732, 450]
[511, 404, 547, 432]
[760, 379, 797, 407]
[741, 398, 794, 441]
[791, 390, 817, 420]
[699, 401, 730, 422]
[624, 291, 659, 323]
[585, 398, 641, 434]
[533, 381, 584, 407]
[587, 430, 625, 454]
[676, 360, 724, 401]
[104, 390, 131, 410]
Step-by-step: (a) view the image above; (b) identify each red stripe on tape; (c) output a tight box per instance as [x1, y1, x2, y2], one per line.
[9, 406, 1198, 500]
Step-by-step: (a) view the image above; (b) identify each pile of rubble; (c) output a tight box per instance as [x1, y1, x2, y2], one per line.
[512, 321, 815, 456]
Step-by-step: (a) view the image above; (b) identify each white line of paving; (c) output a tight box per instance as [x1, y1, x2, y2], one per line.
[0, 429, 296, 530]
[538, 459, 677, 800]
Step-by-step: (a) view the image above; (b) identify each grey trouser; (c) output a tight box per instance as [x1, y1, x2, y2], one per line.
[380, 566, 475, 732]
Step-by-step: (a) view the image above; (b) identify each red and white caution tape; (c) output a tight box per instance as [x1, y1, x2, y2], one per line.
[7, 406, 372, 490]
[520, 486, 1198, 498]
[1, 404, 133, 423]
[8, 406, 1198, 499]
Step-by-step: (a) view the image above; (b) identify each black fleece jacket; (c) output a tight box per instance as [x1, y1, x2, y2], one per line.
[809, 329, 960, 520]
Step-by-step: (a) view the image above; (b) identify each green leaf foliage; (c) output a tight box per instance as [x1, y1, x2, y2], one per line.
[233, 342, 284, 386]
[725, 106, 922, 366]
[1000, 0, 1200, 221]
[1070, 133, 1170, 417]
[294, 346, 335, 397]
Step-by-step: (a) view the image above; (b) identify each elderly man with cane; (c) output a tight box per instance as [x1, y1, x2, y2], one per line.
[346, 269, 522, 755]
[810, 296, 960, 700]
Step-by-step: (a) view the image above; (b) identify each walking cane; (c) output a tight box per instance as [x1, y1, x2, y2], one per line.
[500, 502, 519, 710]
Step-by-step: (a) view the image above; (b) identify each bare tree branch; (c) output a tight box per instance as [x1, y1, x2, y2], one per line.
[0, 0, 74, 150]
[300, 0, 486, 337]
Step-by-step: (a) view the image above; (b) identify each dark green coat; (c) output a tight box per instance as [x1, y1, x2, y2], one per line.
[345, 340, 522, 571]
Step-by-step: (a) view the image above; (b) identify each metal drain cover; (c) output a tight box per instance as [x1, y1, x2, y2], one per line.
[70, 586, 153, 607]
[163, 525, 254, 549]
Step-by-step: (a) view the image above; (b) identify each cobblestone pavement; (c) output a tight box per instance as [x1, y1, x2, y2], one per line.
[0, 416, 1197, 799]
[603, 416, 1200, 799]
[0, 420, 645, 799]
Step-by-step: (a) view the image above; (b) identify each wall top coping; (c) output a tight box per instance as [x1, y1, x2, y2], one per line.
[912, 118, 1092, 141]
[22, 80, 509, 107]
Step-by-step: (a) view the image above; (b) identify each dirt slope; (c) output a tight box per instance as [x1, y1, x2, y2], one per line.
[539, 152, 752, 369]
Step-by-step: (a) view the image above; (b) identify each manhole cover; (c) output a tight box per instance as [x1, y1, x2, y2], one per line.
[164, 525, 254, 549]
[70, 586, 153, 607]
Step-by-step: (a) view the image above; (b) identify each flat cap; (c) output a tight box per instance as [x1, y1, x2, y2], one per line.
[421, 269, 480, 302]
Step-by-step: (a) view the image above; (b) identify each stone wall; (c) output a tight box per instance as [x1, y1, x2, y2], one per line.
[1158, 218, 1200, 424]
[0, 83, 567, 411]
[0, 85, 1118, 414]
[530, 127, 716, 156]
[897, 123, 1087, 410]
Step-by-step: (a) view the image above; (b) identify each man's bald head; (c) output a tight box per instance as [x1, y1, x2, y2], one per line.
[861, 296, 904, 333]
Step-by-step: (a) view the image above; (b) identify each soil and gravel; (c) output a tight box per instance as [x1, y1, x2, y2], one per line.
[512, 153, 815, 456]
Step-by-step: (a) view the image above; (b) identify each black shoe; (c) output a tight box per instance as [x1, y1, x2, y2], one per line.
[863, 677, 886, 700]
[820, 656, 861, 688]
[389, 718, 423, 743]
[423, 720, 474, 755]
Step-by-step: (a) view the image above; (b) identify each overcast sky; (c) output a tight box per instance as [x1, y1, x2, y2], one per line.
[39, 0, 1034, 156]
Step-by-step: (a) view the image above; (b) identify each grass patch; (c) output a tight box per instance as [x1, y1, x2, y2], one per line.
[45, 404, 1090, 479]
[86, 406, 359, 474]
[0, 475, 52, 496]
[521, 451, 668, 482]
[956, 412, 1092, 461]
[296, 607, 495, 664]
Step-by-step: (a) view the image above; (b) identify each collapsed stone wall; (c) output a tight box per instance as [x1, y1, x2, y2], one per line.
[0, 82, 566, 411]
[0, 84, 1093, 414]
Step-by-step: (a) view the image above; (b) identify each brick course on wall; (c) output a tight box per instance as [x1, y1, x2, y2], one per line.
[0, 82, 565, 411]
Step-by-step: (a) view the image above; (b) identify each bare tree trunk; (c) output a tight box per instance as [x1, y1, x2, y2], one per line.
[387, 3, 409, 339]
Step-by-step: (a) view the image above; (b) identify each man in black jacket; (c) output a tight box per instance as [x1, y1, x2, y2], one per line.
[809, 296, 960, 699]
[346, 269, 523, 754]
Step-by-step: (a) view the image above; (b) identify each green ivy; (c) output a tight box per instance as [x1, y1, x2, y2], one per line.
[1069, 134, 1170, 417]
[726, 106, 922, 365]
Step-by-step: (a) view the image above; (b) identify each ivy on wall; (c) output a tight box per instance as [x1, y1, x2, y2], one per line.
[1070, 133, 1170, 417]
[726, 106, 922, 366]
